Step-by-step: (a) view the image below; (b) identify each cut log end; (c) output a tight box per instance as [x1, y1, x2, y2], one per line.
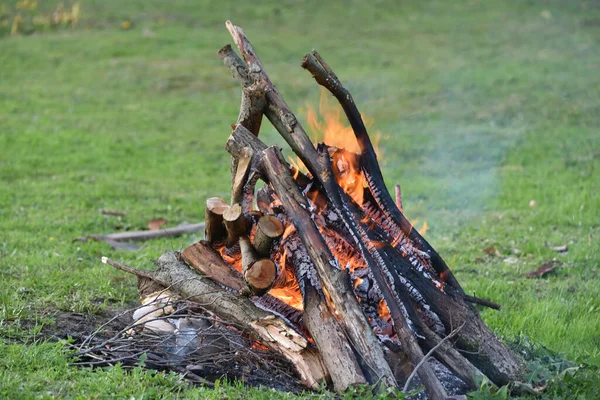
[244, 259, 277, 290]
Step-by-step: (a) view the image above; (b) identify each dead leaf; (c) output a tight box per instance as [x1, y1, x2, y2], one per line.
[147, 218, 167, 231]
[526, 262, 558, 278]
[503, 257, 519, 265]
[545, 243, 568, 253]
[100, 209, 127, 217]
[484, 246, 500, 257]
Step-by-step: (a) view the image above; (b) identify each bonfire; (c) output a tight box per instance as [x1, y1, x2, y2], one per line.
[90, 21, 523, 399]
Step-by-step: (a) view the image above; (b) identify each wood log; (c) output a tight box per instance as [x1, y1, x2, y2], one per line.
[181, 240, 304, 328]
[182, 240, 244, 291]
[282, 234, 367, 391]
[222, 203, 248, 246]
[239, 236, 278, 295]
[205, 197, 228, 244]
[102, 253, 327, 388]
[253, 215, 284, 257]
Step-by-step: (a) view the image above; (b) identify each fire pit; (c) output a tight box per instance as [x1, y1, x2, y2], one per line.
[93, 21, 523, 399]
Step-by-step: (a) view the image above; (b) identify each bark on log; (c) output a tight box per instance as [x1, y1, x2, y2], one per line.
[205, 197, 228, 244]
[253, 215, 284, 257]
[104, 252, 327, 388]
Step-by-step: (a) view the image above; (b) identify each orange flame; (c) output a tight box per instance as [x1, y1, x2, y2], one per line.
[378, 299, 391, 321]
[306, 91, 361, 153]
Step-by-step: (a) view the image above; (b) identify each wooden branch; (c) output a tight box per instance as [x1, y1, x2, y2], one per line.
[217, 44, 252, 88]
[205, 197, 229, 244]
[301, 50, 464, 295]
[403, 322, 466, 393]
[106, 252, 327, 388]
[464, 294, 501, 310]
[101, 257, 154, 280]
[77, 222, 205, 246]
[253, 215, 283, 257]
[222, 203, 248, 246]
[414, 317, 483, 390]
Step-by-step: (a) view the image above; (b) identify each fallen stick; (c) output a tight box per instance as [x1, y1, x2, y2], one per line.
[76, 222, 205, 244]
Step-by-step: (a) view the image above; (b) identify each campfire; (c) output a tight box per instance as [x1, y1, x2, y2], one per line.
[96, 21, 523, 399]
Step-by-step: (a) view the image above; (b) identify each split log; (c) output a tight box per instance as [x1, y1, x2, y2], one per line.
[231, 147, 254, 205]
[102, 253, 327, 388]
[253, 215, 284, 257]
[205, 197, 228, 244]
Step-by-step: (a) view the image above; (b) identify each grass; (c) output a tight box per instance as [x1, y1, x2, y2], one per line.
[0, 0, 599, 398]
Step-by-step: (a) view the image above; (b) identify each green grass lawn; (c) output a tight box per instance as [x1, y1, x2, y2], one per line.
[1, 0, 599, 398]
